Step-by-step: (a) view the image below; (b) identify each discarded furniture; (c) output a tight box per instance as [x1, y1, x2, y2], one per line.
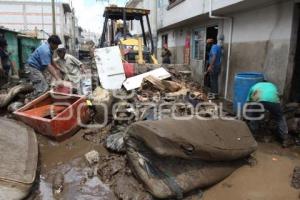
[14, 92, 90, 139]
[125, 119, 257, 199]
[0, 118, 38, 200]
[127, 119, 257, 161]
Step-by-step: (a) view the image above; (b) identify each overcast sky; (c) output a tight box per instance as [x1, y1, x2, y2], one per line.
[71, 0, 128, 34]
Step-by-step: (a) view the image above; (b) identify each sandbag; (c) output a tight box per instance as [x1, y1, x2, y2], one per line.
[126, 139, 244, 199]
[127, 119, 257, 161]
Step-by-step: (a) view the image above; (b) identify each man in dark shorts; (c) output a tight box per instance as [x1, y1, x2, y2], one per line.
[25, 35, 62, 97]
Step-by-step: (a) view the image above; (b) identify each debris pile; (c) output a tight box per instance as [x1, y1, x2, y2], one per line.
[80, 47, 259, 198]
[0, 45, 273, 200]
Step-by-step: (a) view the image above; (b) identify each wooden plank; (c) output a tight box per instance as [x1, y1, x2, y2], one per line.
[144, 75, 166, 91]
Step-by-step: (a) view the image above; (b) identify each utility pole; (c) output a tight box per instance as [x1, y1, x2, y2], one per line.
[51, 0, 56, 34]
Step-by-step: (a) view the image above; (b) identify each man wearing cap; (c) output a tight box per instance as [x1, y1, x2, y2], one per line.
[55, 44, 85, 94]
[26, 35, 62, 97]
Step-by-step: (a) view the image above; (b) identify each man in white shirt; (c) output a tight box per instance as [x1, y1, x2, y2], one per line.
[55, 45, 85, 94]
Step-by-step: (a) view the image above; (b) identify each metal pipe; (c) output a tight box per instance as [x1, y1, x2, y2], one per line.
[209, 0, 233, 100]
[100, 15, 108, 47]
[146, 14, 154, 55]
[51, 0, 56, 34]
[123, 8, 127, 40]
[140, 18, 147, 47]
[111, 20, 114, 45]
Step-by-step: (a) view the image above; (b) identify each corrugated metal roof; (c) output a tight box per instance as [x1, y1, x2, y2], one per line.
[0, 26, 19, 34]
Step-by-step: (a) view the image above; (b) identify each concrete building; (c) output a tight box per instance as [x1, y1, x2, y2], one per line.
[128, 0, 300, 103]
[0, 0, 78, 53]
[81, 29, 100, 46]
[126, 0, 158, 53]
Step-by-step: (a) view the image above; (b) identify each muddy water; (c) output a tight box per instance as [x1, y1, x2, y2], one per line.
[26, 126, 300, 200]
[202, 143, 300, 200]
[28, 129, 117, 200]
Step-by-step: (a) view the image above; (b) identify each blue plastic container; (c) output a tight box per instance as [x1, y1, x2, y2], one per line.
[233, 72, 264, 113]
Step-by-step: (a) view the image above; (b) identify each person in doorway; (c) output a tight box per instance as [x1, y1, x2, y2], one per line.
[161, 44, 172, 64]
[55, 44, 85, 94]
[25, 35, 62, 97]
[207, 37, 222, 99]
[246, 81, 293, 148]
[204, 38, 214, 88]
[0, 37, 19, 84]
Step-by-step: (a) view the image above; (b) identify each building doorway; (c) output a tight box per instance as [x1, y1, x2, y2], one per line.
[291, 4, 300, 102]
[206, 25, 219, 44]
[204, 25, 219, 88]
[162, 34, 168, 47]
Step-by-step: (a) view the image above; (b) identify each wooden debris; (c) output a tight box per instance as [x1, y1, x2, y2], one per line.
[143, 75, 182, 93]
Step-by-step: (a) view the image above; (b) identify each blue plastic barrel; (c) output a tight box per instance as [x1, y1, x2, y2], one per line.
[233, 72, 264, 113]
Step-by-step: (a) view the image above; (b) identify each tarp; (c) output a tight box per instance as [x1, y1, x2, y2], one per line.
[126, 119, 257, 161]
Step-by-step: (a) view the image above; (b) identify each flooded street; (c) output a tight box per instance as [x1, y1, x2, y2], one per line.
[27, 129, 117, 200]
[27, 125, 150, 200]
[23, 124, 300, 200]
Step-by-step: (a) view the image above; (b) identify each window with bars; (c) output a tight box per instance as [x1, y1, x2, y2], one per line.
[192, 28, 205, 60]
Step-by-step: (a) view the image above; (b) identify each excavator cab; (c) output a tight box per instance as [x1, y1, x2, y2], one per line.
[99, 6, 158, 64]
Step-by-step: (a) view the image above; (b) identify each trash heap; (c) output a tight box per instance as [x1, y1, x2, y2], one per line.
[88, 46, 258, 199]
[0, 45, 260, 199]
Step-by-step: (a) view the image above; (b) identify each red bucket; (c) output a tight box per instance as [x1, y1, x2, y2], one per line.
[123, 63, 135, 78]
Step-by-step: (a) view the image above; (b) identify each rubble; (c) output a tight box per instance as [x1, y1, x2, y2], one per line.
[52, 172, 64, 195]
[292, 166, 300, 189]
[8, 50, 298, 200]
[105, 132, 126, 153]
[91, 87, 113, 124]
[85, 150, 100, 165]
[7, 101, 24, 113]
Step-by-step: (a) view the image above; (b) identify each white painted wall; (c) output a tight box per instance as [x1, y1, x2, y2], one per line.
[157, 0, 244, 29]
[127, 0, 157, 37]
[227, 2, 293, 43]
